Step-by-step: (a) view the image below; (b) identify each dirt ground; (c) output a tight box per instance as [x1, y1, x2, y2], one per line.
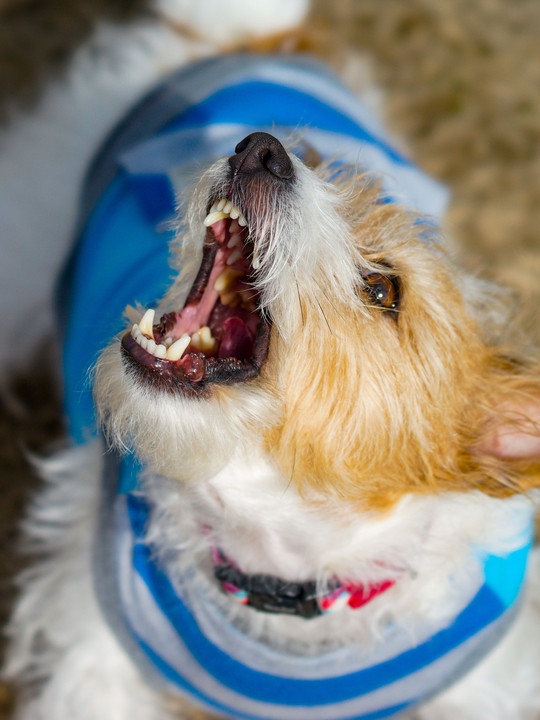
[1, 0, 539, 716]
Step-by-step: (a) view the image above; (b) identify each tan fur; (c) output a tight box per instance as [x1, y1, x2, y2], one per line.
[262, 182, 540, 509]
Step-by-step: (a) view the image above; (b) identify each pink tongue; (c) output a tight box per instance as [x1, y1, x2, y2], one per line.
[218, 317, 254, 360]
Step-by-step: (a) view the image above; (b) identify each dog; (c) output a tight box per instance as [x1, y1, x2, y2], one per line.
[4, 6, 540, 720]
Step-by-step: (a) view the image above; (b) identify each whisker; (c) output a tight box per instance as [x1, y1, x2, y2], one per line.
[295, 278, 305, 327]
[320, 289, 347, 324]
[315, 296, 333, 335]
[282, 446, 297, 498]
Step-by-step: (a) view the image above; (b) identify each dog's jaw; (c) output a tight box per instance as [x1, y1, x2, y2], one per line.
[119, 209, 272, 398]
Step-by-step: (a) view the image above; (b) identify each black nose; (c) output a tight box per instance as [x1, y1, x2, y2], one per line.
[229, 132, 294, 180]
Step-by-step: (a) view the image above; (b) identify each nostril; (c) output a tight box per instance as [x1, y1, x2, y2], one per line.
[266, 152, 293, 180]
[229, 132, 294, 181]
[234, 137, 250, 155]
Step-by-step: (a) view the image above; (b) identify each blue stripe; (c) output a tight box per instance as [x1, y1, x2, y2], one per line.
[126, 494, 509, 708]
[483, 542, 531, 607]
[135, 635, 412, 720]
[62, 177, 173, 442]
[162, 81, 412, 168]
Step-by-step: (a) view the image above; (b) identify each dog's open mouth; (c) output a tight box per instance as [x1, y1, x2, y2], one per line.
[121, 199, 270, 395]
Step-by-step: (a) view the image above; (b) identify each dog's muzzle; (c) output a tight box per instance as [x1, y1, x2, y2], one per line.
[121, 133, 294, 397]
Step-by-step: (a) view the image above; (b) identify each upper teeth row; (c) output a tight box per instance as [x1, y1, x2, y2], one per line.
[204, 199, 247, 227]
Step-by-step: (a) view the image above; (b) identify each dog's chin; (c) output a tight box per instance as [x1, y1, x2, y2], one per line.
[96, 335, 279, 481]
[120, 212, 272, 399]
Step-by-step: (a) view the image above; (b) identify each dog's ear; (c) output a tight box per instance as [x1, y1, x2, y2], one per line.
[460, 358, 540, 495]
[478, 399, 540, 460]
[474, 355, 540, 467]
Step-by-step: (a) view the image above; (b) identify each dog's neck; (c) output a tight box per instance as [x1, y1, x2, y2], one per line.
[140, 445, 532, 645]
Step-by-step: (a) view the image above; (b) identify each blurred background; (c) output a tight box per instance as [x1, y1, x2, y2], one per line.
[0, 0, 539, 715]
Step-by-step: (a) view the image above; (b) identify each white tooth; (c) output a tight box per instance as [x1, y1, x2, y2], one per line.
[147, 339, 156, 355]
[139, 309, 155, 338]
[223, 201, 232, 214]
[227, 249, 242, 266]
[214, 268, 242, 292]
[164, 337, 173, 348]
[131, 323, 139, 338]
[154, 344, 167, 359]
[166, 334, 191, 361]
[209, 201, 218, 213]
[204, 210, 228, 226]
[230, 206, 240, 219]
[217, 199, 226, 211]
[140, 336, 149, 351]
[238, 215, 247, 227]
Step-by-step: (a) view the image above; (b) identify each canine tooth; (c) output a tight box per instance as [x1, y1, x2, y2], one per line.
[166, 334, 191, 361]
[139, 309, 155, 338]
[217, 199, 226, 211]
[214, 268, 242, 292]
[227, 249, 242, 266]
[154, 344, 167, 359]
[229, 206, 240, 220]
[238, 214, 247, 227]
[223, 201, 232, 214]
[204, 211, 228, 226]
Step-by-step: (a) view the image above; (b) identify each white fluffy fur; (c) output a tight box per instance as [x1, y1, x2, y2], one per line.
[4, 444, 172, 720]
[4, 2, 540, 719]
[5, 440, 540, 719]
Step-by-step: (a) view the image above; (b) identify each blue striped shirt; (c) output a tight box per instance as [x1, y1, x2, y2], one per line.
[60, 55, 532, 720]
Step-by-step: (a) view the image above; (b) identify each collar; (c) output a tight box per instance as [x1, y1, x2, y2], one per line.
[211, 543, 397, 619]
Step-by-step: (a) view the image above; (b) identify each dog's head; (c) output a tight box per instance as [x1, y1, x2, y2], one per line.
[95, 132, 540, 508]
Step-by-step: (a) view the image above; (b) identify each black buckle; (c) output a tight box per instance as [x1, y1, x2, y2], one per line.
[214, 564, 337, 619]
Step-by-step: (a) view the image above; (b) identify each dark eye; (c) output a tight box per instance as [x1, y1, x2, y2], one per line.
[363, 273, 401, 314]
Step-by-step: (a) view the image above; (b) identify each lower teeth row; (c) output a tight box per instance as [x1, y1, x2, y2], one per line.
[130, 324, 216, 361]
